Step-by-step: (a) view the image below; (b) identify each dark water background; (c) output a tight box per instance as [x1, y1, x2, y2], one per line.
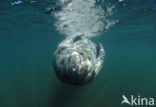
[0, 0, 156, 107]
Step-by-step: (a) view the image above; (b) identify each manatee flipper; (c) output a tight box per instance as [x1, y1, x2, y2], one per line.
[95, 43, 105, 76]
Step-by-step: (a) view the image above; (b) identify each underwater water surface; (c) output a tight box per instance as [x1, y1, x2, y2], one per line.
[0, 0, 156, 107]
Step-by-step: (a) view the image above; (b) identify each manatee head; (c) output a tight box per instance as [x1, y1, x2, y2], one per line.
[53, 36, 104, 85]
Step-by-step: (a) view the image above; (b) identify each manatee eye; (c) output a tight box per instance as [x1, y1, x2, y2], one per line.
[79, 52, 91, 61]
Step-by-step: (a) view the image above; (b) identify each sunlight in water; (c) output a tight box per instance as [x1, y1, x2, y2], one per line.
[53, 0, 118, 37]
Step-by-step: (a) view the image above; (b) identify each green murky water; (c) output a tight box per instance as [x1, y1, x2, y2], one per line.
[0, 0, 156, 107]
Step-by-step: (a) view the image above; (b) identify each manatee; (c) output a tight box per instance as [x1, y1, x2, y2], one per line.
[53, 35, 105, 85]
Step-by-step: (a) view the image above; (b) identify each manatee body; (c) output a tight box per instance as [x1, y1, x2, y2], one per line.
[53, 36, 105, 85]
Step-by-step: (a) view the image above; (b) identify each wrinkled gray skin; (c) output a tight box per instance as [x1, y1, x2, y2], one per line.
[53, 36, 105, 85]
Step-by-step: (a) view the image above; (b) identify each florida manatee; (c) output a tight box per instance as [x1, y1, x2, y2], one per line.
[53, 35, 105, 85]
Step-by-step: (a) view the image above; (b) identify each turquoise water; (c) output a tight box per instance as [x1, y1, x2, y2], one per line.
[0, 0, 156, 107]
